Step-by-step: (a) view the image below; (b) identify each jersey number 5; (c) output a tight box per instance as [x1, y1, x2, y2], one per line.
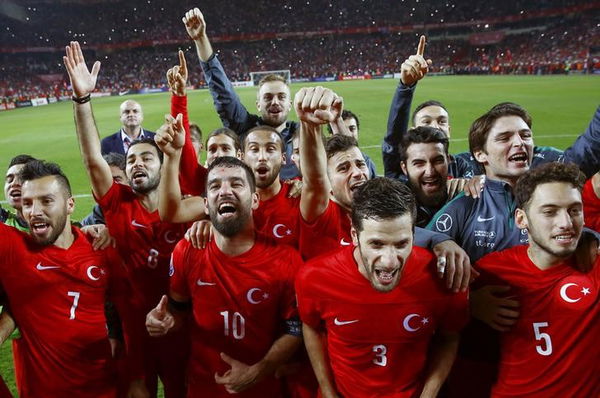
[532, 322, 553, 356]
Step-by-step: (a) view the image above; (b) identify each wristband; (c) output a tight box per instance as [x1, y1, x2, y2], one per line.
[72, 93, 91, 104]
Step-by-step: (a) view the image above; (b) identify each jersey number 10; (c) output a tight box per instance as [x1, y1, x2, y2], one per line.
[220, 311, 246, 340]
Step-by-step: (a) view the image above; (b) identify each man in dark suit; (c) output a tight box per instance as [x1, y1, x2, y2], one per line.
[100, 99, 155, 155]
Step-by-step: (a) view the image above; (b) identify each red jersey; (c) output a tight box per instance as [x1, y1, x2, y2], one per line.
[0, 223, 116, 398]
[583, 177, 600, 232]
[477, 245, 600, 398]
[299, 199, 352, 260]
[96, 182, 187, 310]
[254, 182, 301, 247]
[296, 246, 468, 398]
[170, 236, 303, 397]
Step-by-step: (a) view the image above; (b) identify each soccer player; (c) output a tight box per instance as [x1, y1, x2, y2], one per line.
[476, 162, 599, 397]
[182, 8, 300, 179]
[146, 156, 303, 397]
[328, 109, 377, 177]
[2, 154, 37, 231]
[64, 41, 189, 398]
[189, 123, 203, 158]
[382, 35, 563, 180]
[100, 99, 155, 156]
[205, 127, 242, 166]
[0, 160, 118, 397]
[296, 177, 469, 397]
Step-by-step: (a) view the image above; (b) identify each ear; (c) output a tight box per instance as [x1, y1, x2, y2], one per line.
[250, 192, 260, 211]
[281, 151, 287, 164]
[66, 196, 75, 215]
[400, 161, 408, 176]
[474, 148, 488, 165]
[237, 150, 243, 160]
[515, 207, 528, 230]
[204, 197, 209, 217]
[351, 225, 359, 246]
[446, 125, 451, 139]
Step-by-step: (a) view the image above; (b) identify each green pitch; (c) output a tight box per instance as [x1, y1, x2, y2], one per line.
[0, 74, 598, 395]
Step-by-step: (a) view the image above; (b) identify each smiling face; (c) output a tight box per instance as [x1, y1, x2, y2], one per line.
[327, 146, 369, 210]
[401, 142, 449, 207]
[517, 182, 584, 263]
[352, 214, 413, 292]
[4, 163, 26, 210]
[414, 105, 450, 137]
[256, 81, 292, 128]
[21, 176, 74, 246]
[243, 129, 285, 190]
[475, 115, 534, 185]
[205, 166, 259, 237]
[125, 143, 161, 194]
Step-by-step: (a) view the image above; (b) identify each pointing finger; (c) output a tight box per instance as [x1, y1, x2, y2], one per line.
[416, 35, 426, 56]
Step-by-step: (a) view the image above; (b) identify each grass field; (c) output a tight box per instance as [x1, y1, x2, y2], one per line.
[0, 74, 598, 395]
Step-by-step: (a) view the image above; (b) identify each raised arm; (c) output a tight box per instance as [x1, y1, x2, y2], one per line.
[154, 114, 205, 223]
[382, 35, 432, 179]
[63, 41, 113, 198]
[562, 105, 600, 178]
[168, 50, 207, 196]
[183, 8, 254, 133]
[296, 87, 341, 223]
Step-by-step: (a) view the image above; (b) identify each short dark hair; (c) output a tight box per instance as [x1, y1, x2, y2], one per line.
[412, 100, 448, 126]
[325, 134, 359, 159]
[103, 153, 125, 171]
[243, 125, 284, 153]
[206, 127, 242, 152]
[18, 160, 72, 197]
[190, 123, 203, 143]
[400, 126, 449, 161]
[326, 109, 360, 135]
[8, 154, 37, 169]
[469, 102, 532, 156]
[128, 138, 164, 164]
[351, 177, 416, 232]
[515, 162, 586, 210]
[206, 156, 256, 192]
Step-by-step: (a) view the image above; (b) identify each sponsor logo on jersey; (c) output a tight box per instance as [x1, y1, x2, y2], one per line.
[196, 279, 216, 287]
[435, 213, 453, 232]
[476, 215, 495, 222]
[340, 238, 352, 246]
[35, 262, 60, 271]
[333, 317, 359, 326]
[131, 220, 148, 229]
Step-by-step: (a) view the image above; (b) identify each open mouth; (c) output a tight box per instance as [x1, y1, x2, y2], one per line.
[374, 268, 399, 285]
[553, 233, 575, 245]
[508, 152, 528, 165]
[256, 165, 270, 178]
[30, 220, 50, 235]
[218, 202, 237, 217]
[421, 178, 442, 191]
[349, 180, 366, 193]
[132, 170, 147, 183]
[9, 189, 21, 200]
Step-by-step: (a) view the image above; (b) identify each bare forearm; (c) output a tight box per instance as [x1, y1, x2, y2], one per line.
[300, 121, 330, 221]
[73, 102, 112, 197]
[194, 37, 213, 62]
[303, 324, 339, 398]
[419, 333, 459, 398]
[0, 311, 16, 345]
[159, 150, 184, 221]
[254, 334, 301, 380]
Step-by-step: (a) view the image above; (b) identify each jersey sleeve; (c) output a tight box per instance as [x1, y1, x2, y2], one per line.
[426, 193, 472, 243]
[562, 105, 600, 178]
[382, 81, 414, 179]
[199, 54, 257, 134]
[94, 181, 124, 213]
[171, 94, 207, 196]
[299, 200, 341, 260]
[294, 264, 323, 330]
[583, 177, 600, 232]
[169, 239, 192, 301]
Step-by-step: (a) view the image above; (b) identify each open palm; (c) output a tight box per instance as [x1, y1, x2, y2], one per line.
[63, 41, 100, 98]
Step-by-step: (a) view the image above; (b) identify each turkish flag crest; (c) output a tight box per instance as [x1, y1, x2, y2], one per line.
[553, 275, 597, 310]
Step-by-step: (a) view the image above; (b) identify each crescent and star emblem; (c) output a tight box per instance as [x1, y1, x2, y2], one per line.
[559, 282, 591, 303]
[246, 288, 269, 304]
[402, 313, 429, 332]
[164, 230, 178, 244]
[272, 224, 291, 239]
[86, 265, 102, 281]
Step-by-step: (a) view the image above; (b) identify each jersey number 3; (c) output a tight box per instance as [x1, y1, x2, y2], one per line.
[372, 344, 387, 367]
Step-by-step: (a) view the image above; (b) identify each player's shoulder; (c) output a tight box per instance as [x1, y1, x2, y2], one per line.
[427, 192, 476, 230]
[299, 247, 350, 283]
[476, 245, 528, 273]
[403, 247, 446, 289]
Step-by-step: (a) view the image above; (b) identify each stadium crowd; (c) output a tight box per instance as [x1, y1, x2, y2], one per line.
[0, 3, 599, 398]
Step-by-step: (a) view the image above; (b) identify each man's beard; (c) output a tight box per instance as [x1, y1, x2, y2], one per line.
[32, 213, 68, 246]
[130, 173, 160, 194]
[210, 204, 252, 237]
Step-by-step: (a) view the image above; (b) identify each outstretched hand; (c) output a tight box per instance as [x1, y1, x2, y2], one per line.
[145, 295, 175, 337]
[294, 86, 342, 125]
[166, 50, 188, 96]
[400, 35, 433, 86]
[63, 41, 100, 98]
[154, 113, 185, 157]
[183, 8, 207, 41]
